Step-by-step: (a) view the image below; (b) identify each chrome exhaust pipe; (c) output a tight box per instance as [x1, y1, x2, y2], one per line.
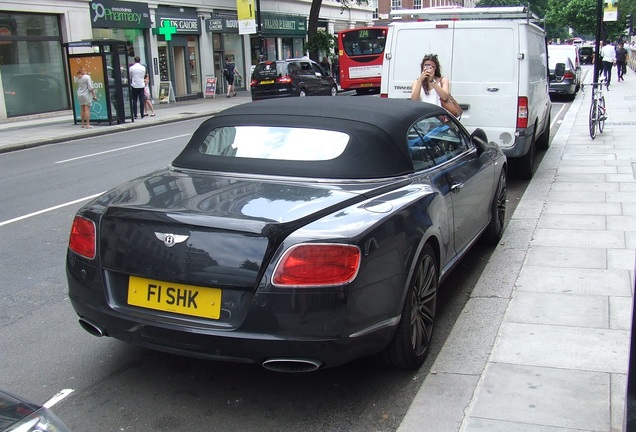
[262, 358, 323, 373]
[78, 317, 105, 337]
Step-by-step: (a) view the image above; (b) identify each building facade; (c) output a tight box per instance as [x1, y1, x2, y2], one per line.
[0, 0, 373, 119]
[376, 0, 469, 22]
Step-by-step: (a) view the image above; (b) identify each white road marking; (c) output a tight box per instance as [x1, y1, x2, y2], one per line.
[55, 134, 190, 164]
[43, 388, 74, 409]
[0, 193, 103, 227]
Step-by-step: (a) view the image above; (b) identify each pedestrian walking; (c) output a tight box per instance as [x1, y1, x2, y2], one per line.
[223, 56, 241, 98]
[129, 56, 146, 118]
[600, 40, 616, 89]
[616, 42, 628, 81]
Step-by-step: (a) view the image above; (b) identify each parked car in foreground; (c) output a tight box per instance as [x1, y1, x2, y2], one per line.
[0, 389, 70, 432]
[66, 97, 507, 372]
[250, 58, 337, 100]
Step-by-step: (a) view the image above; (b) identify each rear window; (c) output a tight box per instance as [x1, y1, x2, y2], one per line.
[253, 62, 287, 80]
[198, 126, 350, 161]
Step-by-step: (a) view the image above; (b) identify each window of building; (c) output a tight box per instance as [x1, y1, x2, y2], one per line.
[0, 12, 69, 117]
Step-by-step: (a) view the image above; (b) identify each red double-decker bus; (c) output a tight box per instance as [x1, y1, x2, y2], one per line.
[337, 26, 388, 94]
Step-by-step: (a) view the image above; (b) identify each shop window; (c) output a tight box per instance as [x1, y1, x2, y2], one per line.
[0, 12, 68, 117]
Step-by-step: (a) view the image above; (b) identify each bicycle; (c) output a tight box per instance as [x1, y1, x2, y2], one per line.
[585, 78, 607, 139]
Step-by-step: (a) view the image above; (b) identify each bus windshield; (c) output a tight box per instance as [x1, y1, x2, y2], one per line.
[341, 28, 387, 57]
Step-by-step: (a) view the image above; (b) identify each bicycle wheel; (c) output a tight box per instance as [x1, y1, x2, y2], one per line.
[598, 96, 605, 133]
[589, 99, 597, 139]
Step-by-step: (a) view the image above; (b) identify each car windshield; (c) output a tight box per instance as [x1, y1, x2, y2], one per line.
[548, 51, 573, 69]
[198, 126, 350, 161]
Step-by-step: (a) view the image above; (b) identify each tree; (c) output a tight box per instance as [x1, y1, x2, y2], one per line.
[476, 0, 549, 19]
[304, 30, 337, 61]
[307, 0, 369, 61]
[545, 0, 632, 42]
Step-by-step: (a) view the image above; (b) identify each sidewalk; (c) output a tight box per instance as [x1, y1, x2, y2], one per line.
[0, 91, 251, 153]
[2, 75, 636, 431]
[398, 70, 636, 431]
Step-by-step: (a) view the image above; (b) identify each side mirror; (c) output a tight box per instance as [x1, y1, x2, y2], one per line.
[471, 128, 488, 157]
[555, 63, 566, 80]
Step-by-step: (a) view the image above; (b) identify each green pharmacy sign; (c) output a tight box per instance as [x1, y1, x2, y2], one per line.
[90, 0, 151, 29]
[153, 20, 178, 41]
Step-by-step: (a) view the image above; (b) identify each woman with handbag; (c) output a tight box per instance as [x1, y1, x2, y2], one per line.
[411, 54, 462, 118]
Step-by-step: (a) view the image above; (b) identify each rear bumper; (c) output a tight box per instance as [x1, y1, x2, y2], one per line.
[549, 82, 577, 95]
[68, 294, 396, 369]
[67, 264, 398, 369]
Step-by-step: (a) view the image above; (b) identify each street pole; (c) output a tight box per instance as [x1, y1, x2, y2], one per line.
[593, 0, 603, 84]
[255, 0, 264, 59]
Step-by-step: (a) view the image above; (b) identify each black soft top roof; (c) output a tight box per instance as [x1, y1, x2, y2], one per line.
[173, 97, 446, 179]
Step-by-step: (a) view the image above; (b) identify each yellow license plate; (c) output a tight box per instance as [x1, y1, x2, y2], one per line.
[128, 276, 222, 319]
[360, 83, 373, 87]
[259, 80, 275, 85]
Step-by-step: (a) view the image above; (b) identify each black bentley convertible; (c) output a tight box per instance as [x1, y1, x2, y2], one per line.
[66, 97, 507, 372]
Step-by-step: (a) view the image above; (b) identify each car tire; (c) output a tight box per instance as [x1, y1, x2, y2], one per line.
[483, 169, 507, 245]
[374, 243, 438, 370]
[516, 126, 536, 180]
[330, 86, 338, 96]
[536, 115, 551, 151]
[299, 89, 307, 97]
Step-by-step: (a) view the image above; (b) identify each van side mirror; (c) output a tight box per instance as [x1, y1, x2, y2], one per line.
[554, 63, 566, 80]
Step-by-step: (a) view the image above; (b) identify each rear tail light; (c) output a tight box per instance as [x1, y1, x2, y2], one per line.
[276, 75, 293, 84]
[272, 243, 361, 287]
[517, 96, 528, 129]
[69, 216, 96, 259]
[250, 79, 258, 87]
[564, 72, 575, 79]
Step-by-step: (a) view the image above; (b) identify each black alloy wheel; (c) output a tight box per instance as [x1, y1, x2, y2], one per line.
[484, 169, 507, 245]
[376, 243, 438, 370]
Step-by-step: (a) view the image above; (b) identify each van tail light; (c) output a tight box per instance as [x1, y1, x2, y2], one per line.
[69, 216, 96, 259]
[517, 96, 528, 129]
[272, 244, 361, 287]
[380, 93, 388, 98]
[276, 75, 293, 84]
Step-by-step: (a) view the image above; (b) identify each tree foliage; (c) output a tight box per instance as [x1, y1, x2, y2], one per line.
[304, 30, 337, 60]
[478, 0, 634, 42]
[307, 0, 369, 61]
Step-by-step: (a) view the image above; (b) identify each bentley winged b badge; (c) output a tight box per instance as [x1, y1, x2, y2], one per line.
[155, 233, 189, 248]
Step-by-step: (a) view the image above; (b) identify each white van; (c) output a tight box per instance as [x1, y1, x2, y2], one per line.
[380, 7, 552, 179]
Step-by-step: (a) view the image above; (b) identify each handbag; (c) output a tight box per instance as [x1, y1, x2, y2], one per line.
[441, 94, 462, 119]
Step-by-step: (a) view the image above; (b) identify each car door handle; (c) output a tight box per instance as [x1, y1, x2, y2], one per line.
[451, 183, 463, 193]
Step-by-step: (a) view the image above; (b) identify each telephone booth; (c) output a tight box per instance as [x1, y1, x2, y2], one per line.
[63, 39, 133, 125]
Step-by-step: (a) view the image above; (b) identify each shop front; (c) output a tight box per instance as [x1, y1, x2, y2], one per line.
[0, 12, 69, 118]
[250, 13, 306, 64]
[205, 13, 245, 94]
[154, 7, 202, 101]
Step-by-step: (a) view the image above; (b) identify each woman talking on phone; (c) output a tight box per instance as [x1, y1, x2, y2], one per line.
[410, 54, 450, 106]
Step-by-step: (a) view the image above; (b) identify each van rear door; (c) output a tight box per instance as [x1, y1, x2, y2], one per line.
[450, 21, 519, 151]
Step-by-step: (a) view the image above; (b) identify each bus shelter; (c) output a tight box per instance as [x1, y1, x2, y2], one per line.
[63, 39, 132, 125]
